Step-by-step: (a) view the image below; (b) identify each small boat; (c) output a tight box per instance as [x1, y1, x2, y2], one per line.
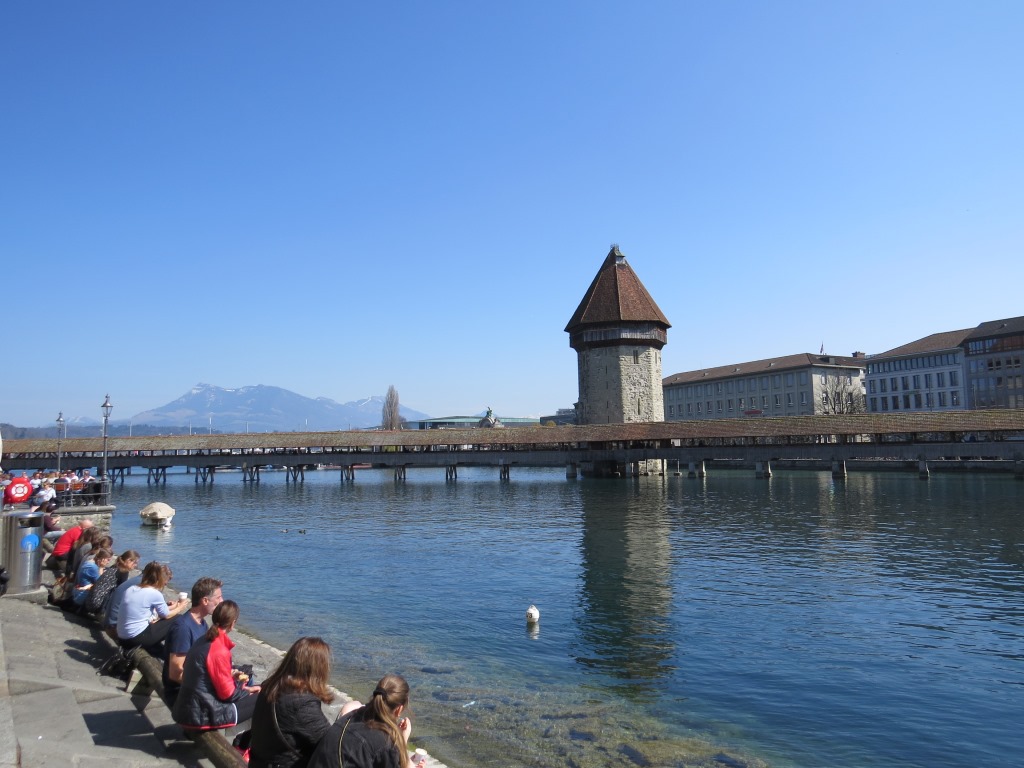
[139, 501, 176, 526]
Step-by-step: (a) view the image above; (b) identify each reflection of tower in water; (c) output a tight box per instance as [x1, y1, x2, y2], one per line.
[575, 484, 676, 698]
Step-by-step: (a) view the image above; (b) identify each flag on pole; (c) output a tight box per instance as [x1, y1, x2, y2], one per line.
[820, 343, 824, 354]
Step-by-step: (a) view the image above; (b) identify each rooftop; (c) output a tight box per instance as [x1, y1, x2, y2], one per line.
[874, 329, 974, 359]
[967, 315, 1024, 341]
[663, 353, 865, 386]
[565, 246, 670, 333]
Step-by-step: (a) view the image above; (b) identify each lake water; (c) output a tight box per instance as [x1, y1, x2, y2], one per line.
[106, 468, 1024, 768]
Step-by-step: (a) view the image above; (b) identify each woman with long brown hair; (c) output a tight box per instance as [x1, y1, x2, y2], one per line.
[307, 673, 413, 768]
[116, 561, 188, 655]
[249, 637, 334, 768]
[86, 549, 139, 615]
[173, 600, 262, 731]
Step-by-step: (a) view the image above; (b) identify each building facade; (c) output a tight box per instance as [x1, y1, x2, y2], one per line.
[964, 316, 1024, 409]
[863, 316, 1024, 413]
[864, 330, 970, 413]
[566, 246, 671, 425]
[663, 353, 866, 420]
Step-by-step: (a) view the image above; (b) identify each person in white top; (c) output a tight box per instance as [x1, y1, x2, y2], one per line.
[116, 562, 189, 656]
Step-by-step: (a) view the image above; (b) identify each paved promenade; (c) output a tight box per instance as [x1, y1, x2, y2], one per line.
[0, 591, 302, 767]
[0, 590, 217, 767]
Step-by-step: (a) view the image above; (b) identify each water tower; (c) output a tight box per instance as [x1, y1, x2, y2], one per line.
[566, 245, 671, 426]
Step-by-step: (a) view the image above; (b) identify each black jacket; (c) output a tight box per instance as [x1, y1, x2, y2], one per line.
[249, 691, 331, 768]
[307, 710, 402, 768]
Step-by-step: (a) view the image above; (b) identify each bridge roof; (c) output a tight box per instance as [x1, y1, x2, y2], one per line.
[565, 246, 670, 333]
[4, 410, 1024, 457]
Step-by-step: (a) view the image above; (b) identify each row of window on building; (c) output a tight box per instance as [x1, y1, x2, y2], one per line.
[666, 389, 855, 417]
[869, 391, 961, 412]
[665, 371, 858, 400]
[868, 370, 960, 393]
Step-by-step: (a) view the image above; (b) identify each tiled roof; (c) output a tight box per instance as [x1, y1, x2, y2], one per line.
[565, 246, 670, 333]
[967, 315, 1024, 341]
[663, 353, 864, 386]
[874, 329, 974, 358]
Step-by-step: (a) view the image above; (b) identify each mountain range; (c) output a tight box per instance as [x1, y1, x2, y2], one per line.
[4, 384, 430, 437]
[130, 383, 430, 433]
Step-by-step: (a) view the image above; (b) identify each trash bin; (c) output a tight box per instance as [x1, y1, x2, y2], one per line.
[3, 512, 45, 595]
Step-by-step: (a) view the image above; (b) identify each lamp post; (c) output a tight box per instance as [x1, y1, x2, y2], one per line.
[56, 412, 65, 474]
[101, 394, 113, 481]
[56, 415, 65, 475]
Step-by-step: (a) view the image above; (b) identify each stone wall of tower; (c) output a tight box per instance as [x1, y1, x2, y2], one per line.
[577, 345, 664, 424]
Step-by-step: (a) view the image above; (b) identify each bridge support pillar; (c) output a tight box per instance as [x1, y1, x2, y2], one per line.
[286, 466, 305, 483]
[831, 459, 847, 479]
[195, 466, 215, 484]
[918, 459, 930, 480]
[394, 466, 406, 482]
[755, 461, 772, 479]
[688, 461, 705, 478]
[1015, 458, 1023, 481]
[341, 465, 356, 483]
[242, 464, 260, 483]
[445, 465, 458, 481]
[147, 467, 167, 485]
[566, 463, 578, 479]
[499, 464, 510, 481]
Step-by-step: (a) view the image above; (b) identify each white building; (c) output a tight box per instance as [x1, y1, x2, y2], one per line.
[864, 329, 970, 413]
[663, 353, 866, 421]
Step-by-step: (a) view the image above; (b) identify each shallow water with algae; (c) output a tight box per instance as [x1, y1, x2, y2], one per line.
[108, 468, 1024, 767]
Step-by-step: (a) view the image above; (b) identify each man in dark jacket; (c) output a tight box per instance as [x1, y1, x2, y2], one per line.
[162, 577, 224, 705]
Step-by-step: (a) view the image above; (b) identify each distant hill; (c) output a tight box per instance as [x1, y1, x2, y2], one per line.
[129, 383, 430, 433]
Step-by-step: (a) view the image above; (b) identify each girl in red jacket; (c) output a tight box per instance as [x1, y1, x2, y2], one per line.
[172, 600, 261, 730]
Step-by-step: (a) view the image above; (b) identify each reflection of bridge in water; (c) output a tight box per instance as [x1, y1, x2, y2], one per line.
[5, 411, 1024, 482]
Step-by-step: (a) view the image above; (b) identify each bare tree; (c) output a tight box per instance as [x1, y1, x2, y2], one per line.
[819, 374, 866, 415]
[382, 385, 402, 430]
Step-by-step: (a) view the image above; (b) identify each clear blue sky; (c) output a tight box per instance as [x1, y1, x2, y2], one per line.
[3, 2, 1022, 428]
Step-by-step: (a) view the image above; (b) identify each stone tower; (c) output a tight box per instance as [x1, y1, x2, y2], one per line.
[566, 246, 671, 425]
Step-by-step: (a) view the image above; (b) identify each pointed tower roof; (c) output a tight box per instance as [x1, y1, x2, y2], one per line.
[565, 246, 671, 333]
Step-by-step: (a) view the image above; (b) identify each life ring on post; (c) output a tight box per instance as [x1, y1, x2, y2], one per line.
[4, 478, 33, 504]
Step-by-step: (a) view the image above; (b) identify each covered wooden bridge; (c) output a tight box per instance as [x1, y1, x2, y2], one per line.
[4, 410, 1024, 481]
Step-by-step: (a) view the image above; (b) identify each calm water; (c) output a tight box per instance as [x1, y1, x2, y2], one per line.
[106, 468, 1024, 768]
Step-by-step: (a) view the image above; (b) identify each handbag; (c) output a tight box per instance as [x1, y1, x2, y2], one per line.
[49, 576, 74, 604]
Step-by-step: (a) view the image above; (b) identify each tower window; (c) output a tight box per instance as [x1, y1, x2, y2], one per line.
[633, 351, 639, 364]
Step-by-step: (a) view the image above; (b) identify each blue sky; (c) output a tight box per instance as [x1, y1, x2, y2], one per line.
[3, 2, 1022, 428]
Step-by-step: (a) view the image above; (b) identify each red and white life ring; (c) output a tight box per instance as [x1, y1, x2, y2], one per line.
[4, 477, 33, 504]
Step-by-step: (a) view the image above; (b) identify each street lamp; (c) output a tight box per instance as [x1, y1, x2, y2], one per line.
[56, 412, 65, 474]
[101, 394, 113, 481]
